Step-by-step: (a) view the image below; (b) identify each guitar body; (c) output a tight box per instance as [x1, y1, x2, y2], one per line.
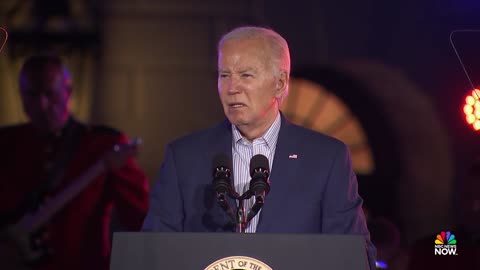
[0, 222, 52, 269]
[0, 140, 138, 267]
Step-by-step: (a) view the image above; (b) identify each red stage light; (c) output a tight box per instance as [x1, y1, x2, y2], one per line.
[463, 89, 480, 131]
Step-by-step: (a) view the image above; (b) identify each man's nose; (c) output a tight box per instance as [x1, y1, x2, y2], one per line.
[227, 77, 241, 94]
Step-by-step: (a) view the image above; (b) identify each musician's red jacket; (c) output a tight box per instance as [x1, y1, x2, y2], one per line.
[0, 118, 150, 270]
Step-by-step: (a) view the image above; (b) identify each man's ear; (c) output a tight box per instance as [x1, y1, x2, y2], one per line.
[275, 70, 288, 99]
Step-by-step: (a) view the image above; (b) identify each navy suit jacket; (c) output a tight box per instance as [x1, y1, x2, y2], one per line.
[142, 115, 376, 269]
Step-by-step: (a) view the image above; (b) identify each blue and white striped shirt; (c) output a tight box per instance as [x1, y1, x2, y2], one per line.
[231, 113, 281, 232]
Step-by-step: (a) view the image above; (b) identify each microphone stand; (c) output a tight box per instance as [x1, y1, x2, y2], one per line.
[215, 186, 265, 233]
[236, 198, 247, 233]
[246, 197, 264, 223]
[234, 191, 264, 233]
[216, 193, 236, 225]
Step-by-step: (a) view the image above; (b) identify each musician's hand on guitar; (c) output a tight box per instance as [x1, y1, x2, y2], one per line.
[102, 138, 142, 170]
[1, 224, 43, 269]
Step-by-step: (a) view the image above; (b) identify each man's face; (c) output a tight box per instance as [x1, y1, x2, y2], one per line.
[217, 38, 286, 138]
[20, 67, 71, 134]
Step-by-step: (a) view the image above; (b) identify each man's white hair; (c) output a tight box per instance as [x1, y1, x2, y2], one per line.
[218, 26, 291, 104]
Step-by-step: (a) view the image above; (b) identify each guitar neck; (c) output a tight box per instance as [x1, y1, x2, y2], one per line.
[18, 160, 106, 233]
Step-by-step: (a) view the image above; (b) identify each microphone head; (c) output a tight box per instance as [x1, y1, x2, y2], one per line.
[249, 154, 269, 177]
[212, 153, 233, 198]
[212, 153, 232, 175]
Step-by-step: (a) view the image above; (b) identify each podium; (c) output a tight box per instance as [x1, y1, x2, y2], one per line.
[110, 232, 368, 270]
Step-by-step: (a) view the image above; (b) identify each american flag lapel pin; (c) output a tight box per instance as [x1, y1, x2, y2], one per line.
[288, 154, 298, 159]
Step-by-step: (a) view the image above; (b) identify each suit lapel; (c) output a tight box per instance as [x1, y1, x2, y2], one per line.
[256, 115, 301, 232]
[205, 119, 233, 165]
[203, 120, 238, 230]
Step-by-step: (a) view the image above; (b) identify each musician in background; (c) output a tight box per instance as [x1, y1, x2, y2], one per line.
[0, 54, 149, 270]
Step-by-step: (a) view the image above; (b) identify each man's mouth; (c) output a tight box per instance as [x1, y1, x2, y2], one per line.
[229, 102, 246, 108]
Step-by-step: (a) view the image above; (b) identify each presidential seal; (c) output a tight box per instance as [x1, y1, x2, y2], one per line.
[204, 256, 272, 270]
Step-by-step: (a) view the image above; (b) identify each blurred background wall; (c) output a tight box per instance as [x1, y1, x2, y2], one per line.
[1, 0, 479, 246]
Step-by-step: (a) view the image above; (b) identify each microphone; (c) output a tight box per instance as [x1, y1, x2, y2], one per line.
[212, 153, 233, 202]
[249, 154, 271, 205]
[247, 154, 270, 222]
[212, 153, 236, 224]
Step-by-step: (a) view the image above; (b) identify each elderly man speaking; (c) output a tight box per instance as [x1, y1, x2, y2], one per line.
[142, 26, 376, 270]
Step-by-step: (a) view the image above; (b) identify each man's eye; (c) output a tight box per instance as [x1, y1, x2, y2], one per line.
[241, 73, 253, 78]
[219, 73, 229, 78]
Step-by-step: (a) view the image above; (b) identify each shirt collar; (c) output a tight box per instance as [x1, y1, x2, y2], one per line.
[232, 112, 281, 149]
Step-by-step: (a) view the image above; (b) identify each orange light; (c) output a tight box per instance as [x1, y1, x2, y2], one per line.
[466, 96, 475, 105]
[467, 114, 476, 124]
[463, 89, 480, 132]
[474, 120, 480, 130]
[464, 104, 474, 115]
[474, 89, 480, 99]
[475, 101, 480, 110]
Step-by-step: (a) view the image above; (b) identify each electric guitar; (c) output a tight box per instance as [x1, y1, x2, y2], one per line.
[0, 138, 141, 268]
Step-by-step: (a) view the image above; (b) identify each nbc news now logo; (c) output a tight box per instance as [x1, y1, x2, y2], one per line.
[434, 231, 458, 255]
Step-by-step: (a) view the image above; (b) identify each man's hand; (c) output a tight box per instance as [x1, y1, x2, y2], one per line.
[103, 138, 142, 170]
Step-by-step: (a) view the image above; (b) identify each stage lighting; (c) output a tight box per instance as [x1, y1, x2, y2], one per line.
[463, 89, 480, 131]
